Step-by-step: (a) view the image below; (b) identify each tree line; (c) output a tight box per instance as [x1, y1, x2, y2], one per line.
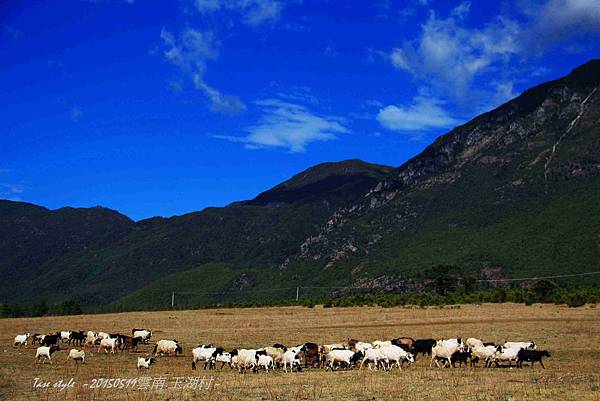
[4, 283, 598, 318]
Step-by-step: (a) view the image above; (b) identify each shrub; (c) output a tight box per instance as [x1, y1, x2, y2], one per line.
[566, 293, 586, 308]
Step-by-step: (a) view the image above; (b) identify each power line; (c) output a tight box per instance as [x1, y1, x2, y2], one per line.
[475, 271, 600, 282]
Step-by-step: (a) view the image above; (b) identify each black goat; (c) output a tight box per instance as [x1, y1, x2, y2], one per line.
[517, 349, 551, 368]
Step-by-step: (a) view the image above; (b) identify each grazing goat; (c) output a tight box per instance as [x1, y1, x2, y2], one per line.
[517, 349, 551, 369]
[153, 339, 182, 356]
[430, 341, 463, 368]
[132, 329, 152, 344]
[69, 331, 85, 346]
[192, 345, 217, 370]
[31, 334, 44, 345]
[36, 345, 59, 363]
[262, 346, 285, 368]
[117, 335, 140, 351]
[211, 350, 232, 369]
[98, 338, 121, 354]
[379, 345, 414, 369]
[137, 356, 155, 369]
[229, 349, 267, 373]
[324, 349, 355, 371]
[256, 355, 274, 372]
[41, 333, 60, 347]
[491, 346, 519, 367]
[282, 349, 302, 372]
[14, 333, 30, 347]
[410, 339, 437, 359]
[300, 342, 320, 368]
[67, 349, 85, 364]
[450, 348, 472, 367]
[359, 348, 389, 370]
[60, 331, 71, 343]
[84, 331, 98, 347]
[470, 345, 497, 367]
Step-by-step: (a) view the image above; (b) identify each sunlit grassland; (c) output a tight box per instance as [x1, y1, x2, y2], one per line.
[1, 303, 599, 401]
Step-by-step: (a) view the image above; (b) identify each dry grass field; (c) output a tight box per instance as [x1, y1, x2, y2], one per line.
[1, 303, 599, 401]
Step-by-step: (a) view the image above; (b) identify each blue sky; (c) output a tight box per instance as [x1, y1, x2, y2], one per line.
[2, 0, 599, 220]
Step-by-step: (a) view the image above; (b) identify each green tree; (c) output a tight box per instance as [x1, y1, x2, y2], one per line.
[531, 279, 558, 303]
[60, 300, 82, 315]
[32, 301, 49, 317]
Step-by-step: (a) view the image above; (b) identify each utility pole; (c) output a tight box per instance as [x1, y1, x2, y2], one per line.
[171, 292, 175, 309]
[296, 287, 299, 302]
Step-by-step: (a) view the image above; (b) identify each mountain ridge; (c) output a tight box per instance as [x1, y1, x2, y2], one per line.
[1, 60, 599, 308]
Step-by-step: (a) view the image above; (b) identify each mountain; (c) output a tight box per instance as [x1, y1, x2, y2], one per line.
[242, 159, 395, 206]
[1, 60, 599, 309]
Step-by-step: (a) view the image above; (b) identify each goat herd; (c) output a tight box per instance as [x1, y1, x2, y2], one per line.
[13, 329, 552, 373]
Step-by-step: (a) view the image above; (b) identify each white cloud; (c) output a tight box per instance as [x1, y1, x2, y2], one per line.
[492, 81, 517, 104]
[389, 5, 520, 103]
[390, 48, 410, 71]
[244, 0, 282, 26]
[216, 99, 349, 152]
[450, 1, 470, 19]
[160, 28, 219, 72]
[377, 96, 459, 132]
[527, 0, 600, 52]
[386, 0, 600, 108]
[160, 27, 246, 115]
[194, 0, 284, 26]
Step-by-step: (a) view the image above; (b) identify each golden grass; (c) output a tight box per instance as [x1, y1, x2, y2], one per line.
[1, 303, 599, 401]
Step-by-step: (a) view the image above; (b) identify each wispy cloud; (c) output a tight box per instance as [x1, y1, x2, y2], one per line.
[0, 183, 24, 201]
[215, 98, 349, 152]
[194, 0, 284, 26]
[524, 0, 600, 53]
[377, 95, 459, 134]
[160, 27, 246, 115]
[159, 1, 293, 115]
[273, 86, 319, 106]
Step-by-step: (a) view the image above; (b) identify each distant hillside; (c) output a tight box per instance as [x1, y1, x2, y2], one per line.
[1, 60, 599, 309]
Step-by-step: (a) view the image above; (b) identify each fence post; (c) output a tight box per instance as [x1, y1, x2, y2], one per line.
[296, 287, 299, 302]
[171, 292, 175, 309]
